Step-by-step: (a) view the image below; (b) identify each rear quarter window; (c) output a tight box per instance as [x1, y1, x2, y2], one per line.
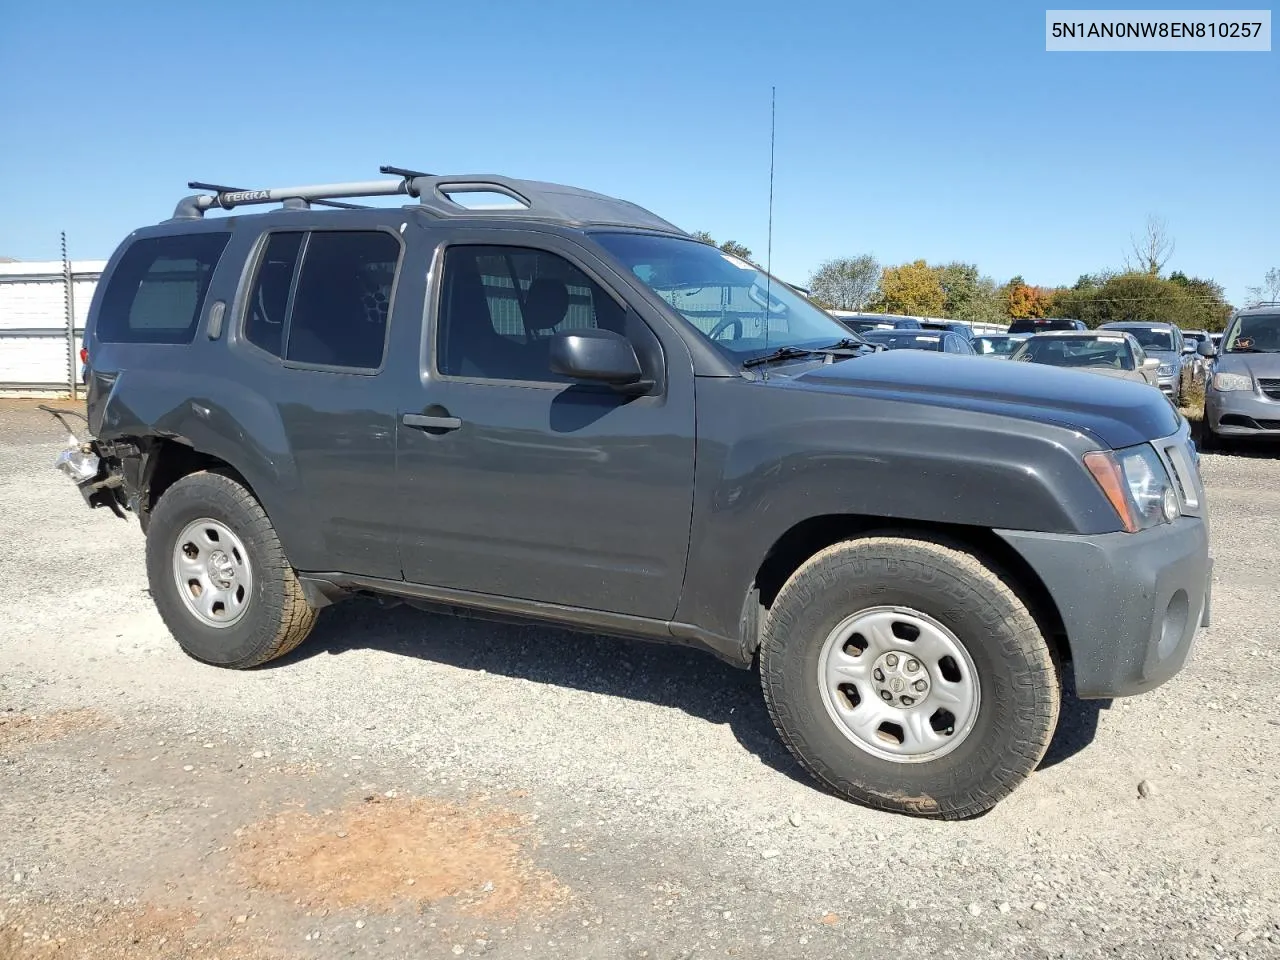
[96, 232, 231, 343]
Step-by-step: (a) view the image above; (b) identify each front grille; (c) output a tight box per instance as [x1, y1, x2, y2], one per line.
[1257, 378, 1280, 400]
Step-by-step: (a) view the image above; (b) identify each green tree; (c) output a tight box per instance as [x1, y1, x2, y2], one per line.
[1054, 271, 1230, 330]
[808, 255, 880, 311]
[935, 262, 1003, 322]
[718, 240, 753, 260]
[875, 260, 945, 316]
[689, 230, 716, 245]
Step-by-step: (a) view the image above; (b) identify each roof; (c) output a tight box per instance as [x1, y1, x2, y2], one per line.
[1099, 321, 1176, 330]
[170, 167, 687, 234]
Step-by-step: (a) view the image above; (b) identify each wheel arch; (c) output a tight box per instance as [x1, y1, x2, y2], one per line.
[745, 514, 1069, 670]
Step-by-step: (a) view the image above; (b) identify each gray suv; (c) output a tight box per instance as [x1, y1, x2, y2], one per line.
[56, 167, 1211, 819]
[1201, 303, 1280, 448]
[1097, 322, 1189, 401]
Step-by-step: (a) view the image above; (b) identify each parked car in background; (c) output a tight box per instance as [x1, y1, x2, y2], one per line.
[834, 313, 923, 334]
[1209, 332, 1224, 350]
[1009, 331, 1162, 389]
[1097, 322, 1188, 401]
[1181, 328, 1210, 379]
[1006, 317, 1088, 334]
[972, 333, 1029, 358]
[1200, 304, 1280, 449]
[918, 319, 974, 339]
[859, 329, 975, 354]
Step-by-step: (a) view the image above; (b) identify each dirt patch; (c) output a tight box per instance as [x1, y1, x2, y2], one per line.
[0, 709, 109, 752]
[236, 795, 568, 919]
[0, 902, 282, 960]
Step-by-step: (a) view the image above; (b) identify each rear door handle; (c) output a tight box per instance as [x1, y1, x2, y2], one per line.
[403, 413, 462, 431]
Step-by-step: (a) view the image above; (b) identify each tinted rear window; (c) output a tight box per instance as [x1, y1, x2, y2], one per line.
[96, 233, 231, 343]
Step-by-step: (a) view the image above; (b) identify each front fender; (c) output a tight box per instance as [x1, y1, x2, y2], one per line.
[674, 377, 1122, 645]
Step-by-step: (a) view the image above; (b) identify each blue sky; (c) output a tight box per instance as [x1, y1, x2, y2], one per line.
[1, 1, 1275, 303]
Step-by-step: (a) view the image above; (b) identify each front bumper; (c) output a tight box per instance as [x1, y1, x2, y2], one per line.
[1204, 387, 1280, 438]
[998, 518, 1210, 699]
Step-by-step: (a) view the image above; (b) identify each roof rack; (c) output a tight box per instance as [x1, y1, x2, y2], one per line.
[170, 165, 685, 234]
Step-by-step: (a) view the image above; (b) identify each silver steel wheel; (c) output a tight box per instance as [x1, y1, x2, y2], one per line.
[817, 605, 980, 763]
[170, 518, 254, 628]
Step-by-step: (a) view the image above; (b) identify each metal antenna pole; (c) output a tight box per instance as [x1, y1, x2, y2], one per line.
[761, 86, 777, 380]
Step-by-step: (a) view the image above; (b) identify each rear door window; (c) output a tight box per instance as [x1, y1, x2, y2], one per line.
[286, 231, 400, 370]
[96, 232, 231, 343]
[238, 230, 401, 371]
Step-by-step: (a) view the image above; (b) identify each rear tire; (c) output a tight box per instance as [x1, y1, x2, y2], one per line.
[145, 471, 318, 668]
[760, 535, 1060, 819]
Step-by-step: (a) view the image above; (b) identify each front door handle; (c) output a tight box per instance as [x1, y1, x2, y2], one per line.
[403, 413, 462, 431]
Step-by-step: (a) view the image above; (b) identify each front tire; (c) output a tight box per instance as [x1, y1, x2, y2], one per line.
[146, 471, 318, 668]
[760, 535, 1060, 819]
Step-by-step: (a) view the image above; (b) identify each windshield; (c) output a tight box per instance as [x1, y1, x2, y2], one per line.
[1113, 327, 1173, 351]
[973, 336, 1020, 356]
[593, 233, 855, 362]
[1012, 336, 1133, 370]
[1225, 314, 1280, 352]
[862, 332, 943, 351]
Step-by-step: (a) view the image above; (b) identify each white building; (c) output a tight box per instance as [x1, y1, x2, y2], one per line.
[0, 259, 105, 395]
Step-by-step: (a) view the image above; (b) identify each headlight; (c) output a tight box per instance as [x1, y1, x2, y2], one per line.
[1157, 363, 1176, 378]
[1084, 446, 1178, 532]
[1212, 371, 1252, 392]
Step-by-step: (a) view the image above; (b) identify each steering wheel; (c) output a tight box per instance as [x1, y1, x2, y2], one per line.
[709, 317, 744, 341]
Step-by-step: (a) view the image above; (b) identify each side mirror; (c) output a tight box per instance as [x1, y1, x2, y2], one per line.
[549, 329, 646, 388]
[1142, 357, 1161, 369]
[1197, 340, 1217, 358]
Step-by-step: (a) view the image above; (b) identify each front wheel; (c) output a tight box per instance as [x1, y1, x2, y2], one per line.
[145, 471, 318, 668]
[760, 535, 1060, 819]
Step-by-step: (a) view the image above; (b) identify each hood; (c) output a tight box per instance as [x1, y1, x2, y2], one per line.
[784, 351, 1179, 449]
[1143, 349, 1181, 365]
[1213, 351, 1280, 379]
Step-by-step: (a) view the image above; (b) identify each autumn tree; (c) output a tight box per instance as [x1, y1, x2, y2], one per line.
[808, 255, 880, 311]
[1003, 276, 1054, 319]
[874, 260, 945, 316]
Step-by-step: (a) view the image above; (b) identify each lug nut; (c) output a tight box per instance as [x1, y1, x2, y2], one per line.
[886, 654, 899, 668]
[880, 690, 893, 702]
[914, 679, 927, 692]
[900, 696, 914, 706]
[873, 668, 885, 682]
[906, 659, 919, 672]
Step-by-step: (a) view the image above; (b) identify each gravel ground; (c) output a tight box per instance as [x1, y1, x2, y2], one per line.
[2, 398, 1278, 959]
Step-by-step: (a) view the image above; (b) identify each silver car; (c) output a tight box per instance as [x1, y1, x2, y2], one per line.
[1097, 322, 1188, 401]
[1201, 305, 1280, 448]
[1008, 330, 1162, 387]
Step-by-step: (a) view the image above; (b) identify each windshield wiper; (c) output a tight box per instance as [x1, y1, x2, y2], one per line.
[816, 338, 867, 352]
[1226, 346, 1271, 353]
[742, 346, 824, 368]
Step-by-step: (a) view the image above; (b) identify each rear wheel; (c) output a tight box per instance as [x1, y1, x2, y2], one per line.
[760, 535, 1060, 819]
[145, 471, 317, 668]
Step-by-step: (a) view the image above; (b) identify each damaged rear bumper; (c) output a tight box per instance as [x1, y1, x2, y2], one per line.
[55, 440, 130, 517]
